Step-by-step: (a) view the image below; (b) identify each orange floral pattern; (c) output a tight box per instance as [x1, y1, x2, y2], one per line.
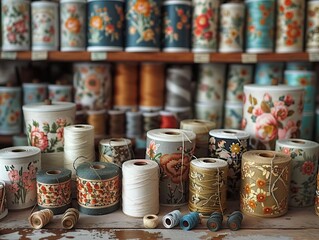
[306, 2, 319, 50]
[37, 180, 71, 207]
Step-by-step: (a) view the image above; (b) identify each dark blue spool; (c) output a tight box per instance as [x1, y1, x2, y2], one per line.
[227, 211, 243, 231]
[206, 212, 223, 232]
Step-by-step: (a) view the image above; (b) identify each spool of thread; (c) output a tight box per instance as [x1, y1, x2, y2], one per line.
[160, 111, 178, 129]
[227, 211, 243, 231]
[146, 129, 196, 206]
[206, 212, 223, 232]
[180, 119, 215, 158]
[108, 110, 126, 138]
[36, 168, 72, 215]
[126, 111, 142, 139]
[122, 160, 159, 217]
[113, 63, 138, 110]
[139, 63, 165, 111]
[61, 208, 80, 229]
[143, 112, 161, 135]
[240, 150, 291, 217]
[64, 125, 95, 176]
[0, 181, 8, 220]
[180, 212, 200, 231]
[165, 106, 193, 125]
[99, 138, 134, 167]
[143, 214, 159, 229]
[29, 209, 54, 229]
[87, 109, 106, 136]
[189, 158, 228, 216]
[162, 210, 182, 229]
[76, 162, 121, 215]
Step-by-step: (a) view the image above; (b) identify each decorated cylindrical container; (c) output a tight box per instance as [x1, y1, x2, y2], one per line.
[223, 101, 243, 130]
[306, 0, 319, 52]
[48, 84, 73, 102]
[254, 62, 284, 85]
[243, 84, 305, 150]
[194, 102, 223, 129]
[286, 62, 313, 71]
[125, 0, 161, 52]
[276, 139, 319, 207]
[218, 2, 245, 53]
[300, 111, 315, 140]
[22, 101, 76, 170]
[0, 87, 21, 135]
[31, 1, 59, 51]
[146, 129, 196, 206]
[1, 0, 30, 51]
[275, 0, 305, 53]
[60, 0, 86, 51]
[192, 0, 220, 52]
[22, 83, 48, 105]
[162, 0, 192, 52]
[0, 146, 41, 210]
[245, 0, 275, 53]
[87, 0, 124, 51]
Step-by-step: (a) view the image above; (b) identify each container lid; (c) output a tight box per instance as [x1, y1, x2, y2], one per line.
[0, 146, 41, 159]
[22, 101, 76, 112]
[244, 84, 304, 92]
[147, 128, 196, 142]
[209, 129, 250, 139]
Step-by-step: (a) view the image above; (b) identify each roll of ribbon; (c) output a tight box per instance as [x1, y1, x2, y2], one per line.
[162, 209, 182, 228]
[240, 150, 291, 217]
[146, 128, 196, 206]
[0, 147, 41, 210]
[143, 214, 159, 229]
[87, 109, 106, 136]
[122, 159, 159, 217]
[0, 181, 8, 220]
[276, 139, 319, 207]
[192, 0, 219, 52]
[194, 102, 223, 129]
[180, 119, 215, 158]
[108, 109, 126, 138]
[143, 112, 161, 136]
[254, 62, 284, 85]
[22, 83, 48, 105]
[29, 209, 54, 229]
[36, 168, 71, 215]
[48, 84, 73, 102]
[99, 138, 133, 167]
[300, 111, 315, 140]
[61, 208, 80, 229]
[76, 162, 121, 215]
[64, 125, 95, 176]
[209, 129, 250, 199]
[223, 101, 243, 130]
[306, 1, 319, 52]
[243, 84, 304, 150]
[275, 0, 305, 53]
[189, 158, 228, 216]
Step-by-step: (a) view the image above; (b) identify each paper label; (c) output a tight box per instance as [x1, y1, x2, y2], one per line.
[194, 53, 210, 63]
[308, 53, 319, 62]
[241, 54, 257, 63]
[1, 52, 17, 60]
[91, 52, 107, 61]
[31, 51, 48, 61]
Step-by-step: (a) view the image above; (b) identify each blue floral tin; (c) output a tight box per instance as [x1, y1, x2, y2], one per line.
[245, 0, 275, 53]
[254, 62, 284, 85]
[300, 111, 315, 140]
[22, 83, 48, 105]
[286, 62, 313, 71]
[87, 0, 124, 51]
[162, 0, 192, 52]
[125, 0, 161, 52]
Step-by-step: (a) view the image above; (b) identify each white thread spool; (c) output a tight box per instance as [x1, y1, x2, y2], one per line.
[122, 160, 159, 217]
[143, 214, 159, 228]
[162, 210, 182, 228]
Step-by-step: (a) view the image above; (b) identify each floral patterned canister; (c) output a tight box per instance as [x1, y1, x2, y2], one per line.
[192, 0, 220, 53]
[146, 129, 196, 206]
[87, 0, 124, 51]
[31, 1, 59, 51]
[243, 84, 305, 150]
[48, 84, 73, 102]
[276, 139, 319, 207]
[125, 0, 161, 52]
[194, 102, 223, 129]
[224, 101, 243, 130]
[286, 62, 313, 71]
[254, 62, 284, 85]
[300, 111, 315, 141]
[22, 83, 48, 105]
[0, 87, 21, 135]
[276, 0, 305, 53]
[60, 0, 86, 51]
[306, 1, 319, 52]
[162, 0, 192, 52]
[218, 2, 245, 53]
[0, 146, 41, 210]
[245, 0, 275, 53]
[1, 0, 30, 51]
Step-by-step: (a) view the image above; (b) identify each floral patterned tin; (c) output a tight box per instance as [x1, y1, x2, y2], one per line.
[276, 0, 305, 53]
[192, 0, 220, 53]
[48, 84, 73, 102]
[0, 87, 21, 135]
[254, 62, 284, 85]
[224, 101, 243, 130]
[219, 2, 245, 53]
[194, 102, 223, 129]
[286, 62, 313, 71]
[22, 83, 48, 105]
[125, 0, 161, 52]
[0, 146, 41, 210]
[31, 1, 59, 51]
[245, 0, 275, 53]
[243, 84, 305, 150]
[1, 0, 30, 51]
[87, 0, 124, 51]
[60, 0, 86, 51]
[306, 1, 319, 52]
[300, 111, 315, 140]
[162, 0, 192, 52]
[276, 139, 319, 207]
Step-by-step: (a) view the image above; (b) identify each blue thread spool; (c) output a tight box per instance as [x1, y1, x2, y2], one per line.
[162, 209, 182, 228]
[227, 211, 243, 231]
[206, 212, 223, 232]
[180, 212, 200, 231]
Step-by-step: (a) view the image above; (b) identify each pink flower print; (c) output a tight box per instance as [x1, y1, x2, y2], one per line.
[43, 36, 51, 42]
[271, 101, 288, 121]
[282, 147, 290, 155]
[283, 94, 294, 107]
[22, 171, 30, 184]
[252, 106, 263, 117]
[255, 113, 278, 142]
[57, 128, 64, 142]
[30, 126, 49, 151]
[278, 120, 299, 139]
[56, 118, 67, 127]
[146, 140, 159, 159]
[241, 118, 247, 130]
[8, 170, 19, 182]
[28, 164, 37, 176]
[7, 183, 19, 194]
[7, 32, 16, 43]
[263, 93, 272, 102]
[218, 140, 226, 148]
[302, 161, 315, 175]
[13, 20, 27, 33]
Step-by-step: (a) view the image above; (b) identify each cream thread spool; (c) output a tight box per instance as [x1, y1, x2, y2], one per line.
[61, 208, 80, 229]
[143, 214, 159, 229]
[29, 209, 54, 229]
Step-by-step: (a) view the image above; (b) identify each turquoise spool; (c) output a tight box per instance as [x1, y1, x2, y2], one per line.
[254, 62, 284, 85]
[76, 162, 121, 215]
[227, 211, 243, 231]
[245, 0, 275, 53]
[301, 111, 315, 140]
[207, 212, 223, 232]
[180, 212, 200, 231]
[36, 168, 72, 215]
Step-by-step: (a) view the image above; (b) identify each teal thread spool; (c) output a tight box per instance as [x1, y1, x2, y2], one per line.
[76, 162, 121, 215]
[180, 212, 200, 231]
[227, 211, 243, 231]
[36, 168, 72, 215]
[206, 212, 223, 232]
